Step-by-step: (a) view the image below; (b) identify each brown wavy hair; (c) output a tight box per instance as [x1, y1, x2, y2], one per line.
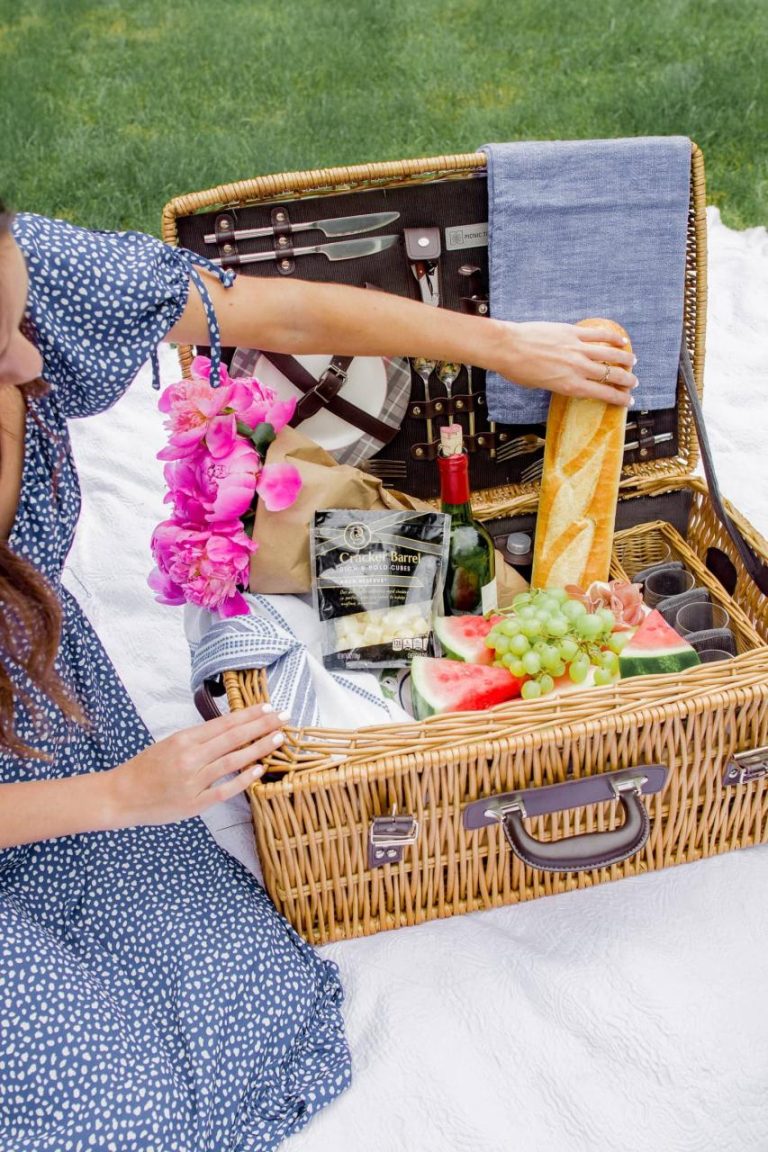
[0, 202, 83, 756]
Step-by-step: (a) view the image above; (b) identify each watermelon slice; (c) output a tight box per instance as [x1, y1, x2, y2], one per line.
[433, 613, 503, 665]
[410, 656, 523, 719]
[619, 609, 700, 679]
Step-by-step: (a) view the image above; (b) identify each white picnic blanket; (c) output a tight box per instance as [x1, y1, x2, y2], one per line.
[64, 206, 768, 1152]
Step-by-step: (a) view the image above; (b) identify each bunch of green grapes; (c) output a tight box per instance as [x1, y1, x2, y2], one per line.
[486, 588, 631, 700]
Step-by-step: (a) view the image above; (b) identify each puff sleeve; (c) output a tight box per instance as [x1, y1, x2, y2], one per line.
[12, 212, 195, 418]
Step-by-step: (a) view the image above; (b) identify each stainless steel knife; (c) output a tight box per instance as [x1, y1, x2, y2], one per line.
[204, 210, 399, 245]
[212, 233, 400, 267]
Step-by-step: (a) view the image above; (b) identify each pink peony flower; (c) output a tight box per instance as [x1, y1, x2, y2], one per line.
[164, 440, 263, 524]
[150, 358, 302, 615]
[229, 376, 297, 435]
[254, 461, 303, 512]
[188, 355, 234, 389]
[147, 566, 187, 607]
[150, 517, 258, 616]
[157, 372, 239, 461]
[161, 457, 209, 526]
[158, 360, 297, 461]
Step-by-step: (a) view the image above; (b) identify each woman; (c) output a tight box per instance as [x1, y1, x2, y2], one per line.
[0, 204, 636, 1151]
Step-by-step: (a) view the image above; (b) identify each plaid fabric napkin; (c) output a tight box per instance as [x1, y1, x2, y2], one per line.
[479, 136, 692, 423]
[333, 356, 411, 468]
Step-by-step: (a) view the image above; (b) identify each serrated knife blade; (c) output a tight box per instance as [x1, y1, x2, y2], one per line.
[204, 210, 400, 245]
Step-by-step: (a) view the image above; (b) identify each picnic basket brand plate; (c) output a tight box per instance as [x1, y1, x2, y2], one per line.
[165, 145, 768, 946]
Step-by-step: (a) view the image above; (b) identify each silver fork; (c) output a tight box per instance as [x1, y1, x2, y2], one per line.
[496, 421, 639, 465]
[361, 459, 409, 479]
[519, 431, 674, 485]
[494, 431, 546, 463]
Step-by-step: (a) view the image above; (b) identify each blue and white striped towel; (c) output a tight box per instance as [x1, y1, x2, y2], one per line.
[186, 594, 406, 728]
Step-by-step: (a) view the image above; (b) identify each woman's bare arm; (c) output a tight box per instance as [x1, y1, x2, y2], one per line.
[0, 772, 119, 848]
[0, 703, 285, 849]
[166, 272, 638, 407]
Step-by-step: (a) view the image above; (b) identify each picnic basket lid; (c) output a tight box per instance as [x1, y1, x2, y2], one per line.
[161, 143, 707, 512]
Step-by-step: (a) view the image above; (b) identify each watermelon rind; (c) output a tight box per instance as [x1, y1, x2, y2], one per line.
[433, 614, 501, 665]
[410, 656, 521, 719]
[620, 648, 700, 679]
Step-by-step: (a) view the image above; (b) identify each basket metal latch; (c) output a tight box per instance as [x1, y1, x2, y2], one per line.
[368, 808, 419, 869]
[723, 746, 768, 787]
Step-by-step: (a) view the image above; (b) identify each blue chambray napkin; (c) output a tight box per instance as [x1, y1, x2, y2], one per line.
[479, 136, 692, 423]
[186, 594, 397, 728]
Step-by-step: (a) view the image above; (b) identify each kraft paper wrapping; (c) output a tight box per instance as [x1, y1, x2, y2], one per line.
[249, 427, 432, 594]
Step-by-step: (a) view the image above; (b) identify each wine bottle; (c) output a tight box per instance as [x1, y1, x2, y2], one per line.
[438, 425, 497, 615]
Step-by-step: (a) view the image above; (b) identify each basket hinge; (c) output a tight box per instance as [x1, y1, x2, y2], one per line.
[368, 811, 419, 869]
[723, 747, 768, 787]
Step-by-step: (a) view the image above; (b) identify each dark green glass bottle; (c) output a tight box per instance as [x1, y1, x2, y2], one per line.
[438, 425, 497, 615]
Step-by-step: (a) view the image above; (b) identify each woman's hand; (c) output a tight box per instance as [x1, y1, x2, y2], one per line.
[496, 321, 638, 406]
[108, 703, 286, 828]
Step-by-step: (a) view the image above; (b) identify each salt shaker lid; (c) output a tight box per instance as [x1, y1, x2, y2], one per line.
[505, 531, 533, 556]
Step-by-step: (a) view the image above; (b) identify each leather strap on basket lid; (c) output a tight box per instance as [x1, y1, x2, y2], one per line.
[194, 677, 226, 721]
[275, 278, 399, 443]
[291, 355, 353, 424]
[263, 352, 394, 442]
[679, 337, 768, 595]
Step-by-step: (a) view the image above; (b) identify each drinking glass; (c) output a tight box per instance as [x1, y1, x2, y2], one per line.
[696, 648, 735, 663]
[643, 568, 695, 608]
[675, 602, 730, 635]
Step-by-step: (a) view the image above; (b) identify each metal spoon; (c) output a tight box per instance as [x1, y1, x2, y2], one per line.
[461, 365, 476, 441]
[412, 357, 437, 447]
[436, 362, 461, 401]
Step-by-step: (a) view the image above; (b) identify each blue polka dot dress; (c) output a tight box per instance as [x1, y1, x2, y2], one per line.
[0, 214, 351, 1151]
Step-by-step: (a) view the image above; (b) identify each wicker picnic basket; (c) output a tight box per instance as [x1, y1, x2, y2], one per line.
[163, 145, 768, 945]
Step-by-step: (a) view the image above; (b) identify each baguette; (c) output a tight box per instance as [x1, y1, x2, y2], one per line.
[530, 318, 632, 589]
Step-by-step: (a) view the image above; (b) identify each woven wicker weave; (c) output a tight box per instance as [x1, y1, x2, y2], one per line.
[164, 145, 768, 945]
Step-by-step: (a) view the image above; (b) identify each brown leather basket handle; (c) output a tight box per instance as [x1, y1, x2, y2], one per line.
[502, 789, 649, 872]
[194, 677, 225, 720]
[463, 765, 667, 873]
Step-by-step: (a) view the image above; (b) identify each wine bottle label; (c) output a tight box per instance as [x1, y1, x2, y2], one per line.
[481, 577, 498, 616]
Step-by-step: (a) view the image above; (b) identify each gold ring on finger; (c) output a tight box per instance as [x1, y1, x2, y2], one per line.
[599, 363, 611, 385]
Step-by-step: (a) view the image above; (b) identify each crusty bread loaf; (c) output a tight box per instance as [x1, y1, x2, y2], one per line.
[531, 318, 632, 589]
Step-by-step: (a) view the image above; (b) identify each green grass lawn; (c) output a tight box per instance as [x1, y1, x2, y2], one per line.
[0, 0, 766, 235]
